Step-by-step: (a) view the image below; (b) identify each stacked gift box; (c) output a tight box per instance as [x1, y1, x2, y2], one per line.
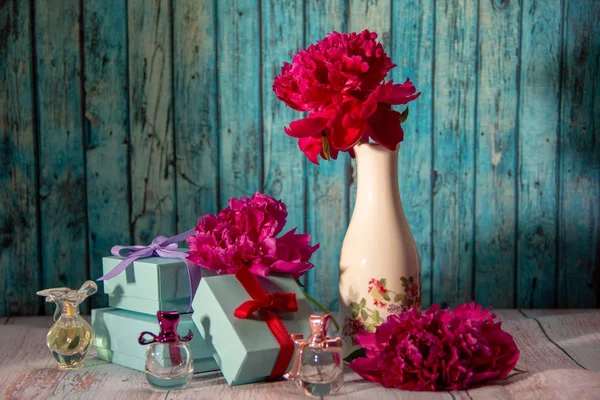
[92, 253, 220, 373]
[92, 246, 314, 385]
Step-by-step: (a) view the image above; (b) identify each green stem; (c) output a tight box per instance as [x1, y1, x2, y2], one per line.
[301, 289, 340, 331]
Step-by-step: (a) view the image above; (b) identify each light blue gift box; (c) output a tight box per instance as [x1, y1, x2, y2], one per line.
[92, 307, 219, 373]
[101, 253, 202, 315]
[191, 273, 313, 385]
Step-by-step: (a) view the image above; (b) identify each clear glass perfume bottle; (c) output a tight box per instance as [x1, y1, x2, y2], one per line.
[138, 311, 194, 390]
[285, 314, 343, 397]
[37, 281, 97, 370]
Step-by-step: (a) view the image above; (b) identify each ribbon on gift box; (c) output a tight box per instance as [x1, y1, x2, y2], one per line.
[233, 267, 298, 381]
[98, 229, 200, 312]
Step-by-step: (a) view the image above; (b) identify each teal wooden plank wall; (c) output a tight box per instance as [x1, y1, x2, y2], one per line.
[1, 0, 598, 316]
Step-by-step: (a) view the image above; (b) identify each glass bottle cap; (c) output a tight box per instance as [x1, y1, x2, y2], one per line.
[138, 311, 193, 345]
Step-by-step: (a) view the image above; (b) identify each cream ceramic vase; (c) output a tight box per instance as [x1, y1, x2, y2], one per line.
[339, 143, 421, 357]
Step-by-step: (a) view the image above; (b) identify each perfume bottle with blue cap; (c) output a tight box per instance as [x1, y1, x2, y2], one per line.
[138, 311, 194, 390]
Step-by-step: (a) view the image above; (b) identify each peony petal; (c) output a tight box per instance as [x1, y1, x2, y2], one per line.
[284, 115, 329, 138]
[298, 136, 323, 164]
[367, 104, 404, 150]
[376, 79, 421, 105]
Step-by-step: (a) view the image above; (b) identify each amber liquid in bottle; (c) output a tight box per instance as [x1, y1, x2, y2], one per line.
[46, 302, 94, 369]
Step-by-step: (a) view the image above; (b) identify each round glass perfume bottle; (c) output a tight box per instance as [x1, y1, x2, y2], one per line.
[138, 311, 194, 390]
[37, 281, 97, 370]
[285, 314, 343, 397]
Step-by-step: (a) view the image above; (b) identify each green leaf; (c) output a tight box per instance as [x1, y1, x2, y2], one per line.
[380, 278, 387, 287]
[366, 324, 377, 333]
[361, 309, 369, 321]
[359, 298, 366, 308]
[350, 302, 360, 310]
[301, 289, 339, 331]
[372, 310, 380, 322]
[394, 293, 404, 302]
[400, 277, 408, 283]
[322, 135, 331, 162]
[343, 348, 366, 363]
[408, 276, 414, 283]
[382, 293, 391, 301]
[399, 107, 409, 123]
[352, 310, 359, 318]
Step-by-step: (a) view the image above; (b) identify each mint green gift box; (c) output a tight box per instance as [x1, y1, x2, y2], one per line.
[191, 273, 313, 386]
[102, 254, 201, 315]
[92, 307, 218, 373]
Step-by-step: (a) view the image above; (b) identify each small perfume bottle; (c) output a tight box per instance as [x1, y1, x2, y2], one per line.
[37, 281, 97, 370]
[138, 311, 194, 390]
[285, 314, 343, 397]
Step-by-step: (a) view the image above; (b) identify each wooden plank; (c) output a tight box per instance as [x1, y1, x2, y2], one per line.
[516, 0, 562, 308]
[475, 0, 521, 308]
[557, 0, 599, 307]
[218, 0, 262, 204]
[520, 309, 598, 318]
[0, 0, 39, 316]
[348, 0, 392, 217]
[432, 0, 476, 308]
[526, 312, 600, 370]
[261, 0, 305, 231]
[173, 0, 219, 226]
[35, 0, 88, 314]
[0, 318, 163, 400]
[305, 0, 349, 311]
[494, 310, 583, 371]
[503, 369, 600, 399]
[128, 0, 176, 244]
[83, 0, 131, 308]
[4, 314, 600, 398]
[393, 0, 434, 308]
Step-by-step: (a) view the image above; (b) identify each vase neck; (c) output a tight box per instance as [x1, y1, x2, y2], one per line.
[353, 143, 401, 208]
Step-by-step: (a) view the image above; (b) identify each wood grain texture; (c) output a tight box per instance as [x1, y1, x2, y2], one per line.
[218, 0, 262, 204]
[393, 0, 434, 307]
[516, 0, 561, 308]
[128, 0, 176, 244]
[432, 0, 477, 308]
[261, 0, 305, 231]
[34, 0, 88, 314]
[173, 0, 219, 227]
[0, 0, 39, 316]
[83, 0, 131, 307]
[348, 0, 391, 217]
[557, 0, 599, 307]
[493, 310, 584, 371]
[305, 0, 349, 311]
[523, 312, 600, 370]
[475, 0, 521, 308]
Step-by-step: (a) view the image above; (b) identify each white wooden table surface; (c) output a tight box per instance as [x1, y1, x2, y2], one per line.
[1, 310, 600, 400]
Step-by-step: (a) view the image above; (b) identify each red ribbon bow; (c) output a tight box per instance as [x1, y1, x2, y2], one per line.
[234, 267, 298, 380]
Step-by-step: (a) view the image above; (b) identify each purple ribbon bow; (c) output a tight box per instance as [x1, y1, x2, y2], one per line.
[98, 229, 199, 312]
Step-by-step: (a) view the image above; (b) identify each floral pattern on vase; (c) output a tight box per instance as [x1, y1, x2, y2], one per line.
[342, 275, 421, 346]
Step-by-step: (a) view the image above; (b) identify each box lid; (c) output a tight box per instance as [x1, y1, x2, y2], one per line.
[102, 253, 195, 302]
[191, 273, 313, 385]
